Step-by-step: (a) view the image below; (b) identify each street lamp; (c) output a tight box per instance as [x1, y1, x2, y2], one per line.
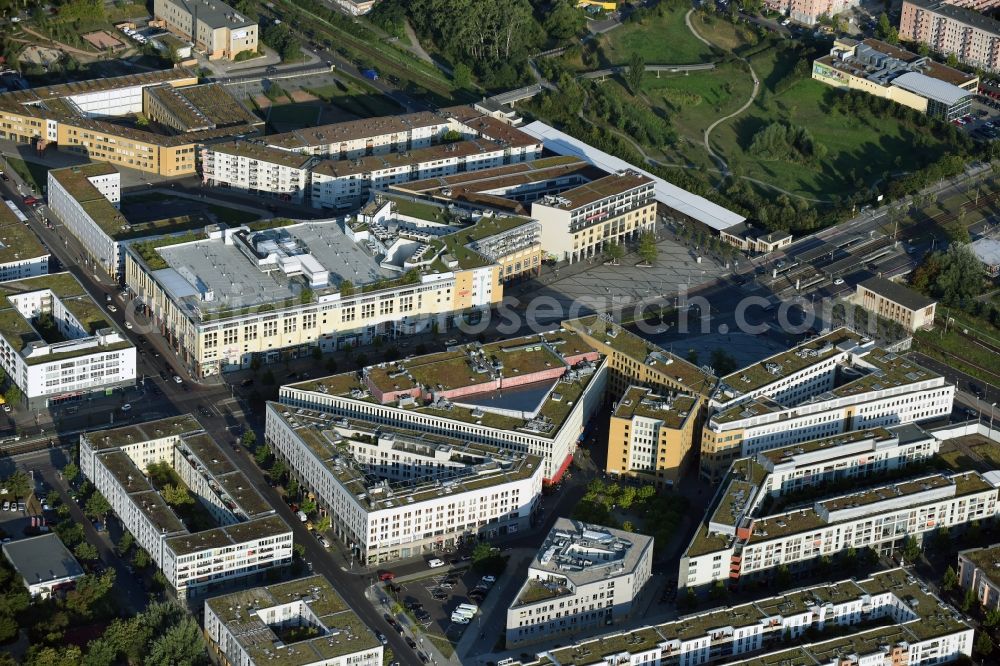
[990, 402, 997, 440]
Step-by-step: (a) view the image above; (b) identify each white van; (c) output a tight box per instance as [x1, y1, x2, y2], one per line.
[457, 603, 478, 615]
[450, 613, 470, 624]
[428, 558, 445, 568]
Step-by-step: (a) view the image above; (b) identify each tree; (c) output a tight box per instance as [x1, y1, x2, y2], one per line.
[962, 585, 976, 612]
[876, 12, 892, 39]
[471, 542, 494, 566]
[116, 531, 134, 557]
[545, 0, 585, 41]
[133, 548, 151, 570]
[3, 385, 21, 407]
[604, 241, 624, 264]
[62, 462, 79, 484]
[300, 497, 316, 515]
[621, 520, 634, 532]
[902, 536, 921, 564]
[3, 471, 29, 499]
[161, 484, 192, 507]
[452, 62, 472, 90]
[709, 580, 728, 600]
[710, 349, 737, 376]
[339, 280, 355, 296]
[84, 492, 111, 521]
[65, 569, 115, 618]
[985, 608, 1000, 628]
[315, 515, 332, 533]
[74, 541, 98, 562]
[976, 632, 994, 657]
[254, 444, 272, 467]
[146, 615, 208, 666]
[627, 52, 645, 94]
[942, 565, 959, 591]
[0, 612, 17, 643]
[638, 232, 657, 264]
[242, 430, 257, 448]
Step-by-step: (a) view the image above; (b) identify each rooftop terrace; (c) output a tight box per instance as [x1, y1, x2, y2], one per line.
[613, 386, 698, 429]
[534, 170, 653, 211]
[0, 208, 48, 264]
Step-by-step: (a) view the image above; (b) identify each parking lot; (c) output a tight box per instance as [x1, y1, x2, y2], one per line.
[0, 490, 48, 542]
[383, 567, 499, 653]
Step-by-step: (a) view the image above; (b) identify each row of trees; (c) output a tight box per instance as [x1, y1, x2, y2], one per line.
[910, 244, 986, 308]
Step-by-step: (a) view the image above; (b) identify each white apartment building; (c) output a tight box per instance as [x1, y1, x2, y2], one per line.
[200, 142, 315, 204]
[0, 202, 50, 282]
[680, 461, 998, 590]
[123, 212, 509, 378]
[530, 568, 973, 666]
[530, 170, 656, 263]
[0, 272, 135, 408]
[265, 404, 544, 563]
[309, 138, 510, 210]
[46, 163, 125, 278]
[701, 329, 954, 480]
[506, 519, 653, 648]
[204, 575, 383, 666]
[79, 415, 293, 597]
[278, 330, 607, 482]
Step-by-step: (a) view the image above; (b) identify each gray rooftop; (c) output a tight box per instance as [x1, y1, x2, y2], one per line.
[526, 518, 652, 590]
[2, 534, 85, 588]
[169, 0, 255, 29]
[858, 276, 936, 311]
[971, 237, 1000, 267]
[891, 71, 972, 106]
[154, 220, 393, 313]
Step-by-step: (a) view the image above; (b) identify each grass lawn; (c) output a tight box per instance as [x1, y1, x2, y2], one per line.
[207, 204, 260, 225]
[602, 6, 714, 65]
[939, 449, 982, 472]
[709, 78, 950, 199]
[4, 157, 49, 192]
[307, 81, 403, 118]
[641, 61, 754, 144]
[267, 102, 322, 131]
[689, 12, 757, 52]
[973, 443, 1000, 468]
[914, 311, 1000, 386]
[424, 633, 456, 657]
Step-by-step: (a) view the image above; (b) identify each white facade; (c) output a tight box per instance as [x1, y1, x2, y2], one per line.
[47, 165, 124, 278]
[200, 144, 314, 204]
[66, 85, 145, 118]
[536, 569, 972, 666]
[506, 519, 653, 647]
[204, 575, 383, 666]
[0, 254, 49, 282]
[265, 405, 544, 563]
[79, 416, 293, 597]
[0, 273, 136, 406]
[278, 360, 607, 481]
[680, 469, 998, 590]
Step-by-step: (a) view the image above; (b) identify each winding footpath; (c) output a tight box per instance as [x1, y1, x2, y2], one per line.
[684, 9, 760, 176]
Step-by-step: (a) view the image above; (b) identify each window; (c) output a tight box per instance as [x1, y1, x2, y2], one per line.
[204, 332, 218, 349]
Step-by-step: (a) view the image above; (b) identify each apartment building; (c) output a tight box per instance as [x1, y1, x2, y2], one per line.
[0, 202, 50, 282]
[700, 328, 954, 480]
[154, 0, 258, 60]
[520, 569, 972, 666]
[0, 273, 136, 408]
[0, 69, 258, 176]
[856, 276, 937, 332]
[900, 0, 1000, 71]
[764, 0, 860, 25]
[265, 405, 543, 563]
[958, 543, 1000, 611]
[530, 171, 656, 264]
[607, 386, 702, 487]
[201, 142, 316, 204]
[562, 315, 715, 399]
[278, 330, 608, 482]
[79, 415, 293, 597]
[680, 427, 993, 589]
[47, 163, 124, 277]
[142, 83, 262, 134]
[813, 38, 977, 120]
[310, 139, 512, 210]
[204, 575, 383, 666]
[506, 519, 653, 647]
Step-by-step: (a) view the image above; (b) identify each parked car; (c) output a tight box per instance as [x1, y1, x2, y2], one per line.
[378, 571, 395, 581]
[428, 558, 445, 568]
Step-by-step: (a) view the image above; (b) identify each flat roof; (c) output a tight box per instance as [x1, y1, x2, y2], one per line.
[151, 219, 394, 315]
[167, 0, 255, 29]
[892, 71, 973, 106]
[613, 386, 697, 429]
[564, 316, 716, 395]
[904, 0, 1000, 37]
[85, 414, 203, 449]
[519, 121, 745, 231]
[757, 427, 895, 465]
[269, 405, 542, 510]
[971, 237, 1000, 266]
[2, 533, 85, 587]
[961, 543, 1000, 588]
[312, 138, 506, 178]
[265, 110, 451, 150]
[0, 213, 49, 265]
[205, 574, 381, 665]
[397, 155, 592, 194]
[209, 141, 315, 169]
[534, 170, 653, 211]
[0, 68, 196, 114]
[858, 276, 936, 311]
